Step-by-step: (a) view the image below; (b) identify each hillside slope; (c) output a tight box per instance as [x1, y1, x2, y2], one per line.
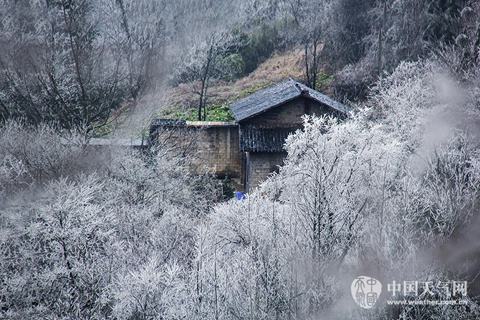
[109, 48, 334, 137]
[164, 48, 305, 111]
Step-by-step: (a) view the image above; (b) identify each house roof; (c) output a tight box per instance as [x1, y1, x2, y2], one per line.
[229, 79, 349, 122]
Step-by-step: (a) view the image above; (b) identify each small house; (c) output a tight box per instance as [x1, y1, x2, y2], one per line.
[150, 79, 349, 192]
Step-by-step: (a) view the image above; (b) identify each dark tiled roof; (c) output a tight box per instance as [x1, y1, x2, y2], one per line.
[240, 125, 300, 152]
[230, 79, 349, 122]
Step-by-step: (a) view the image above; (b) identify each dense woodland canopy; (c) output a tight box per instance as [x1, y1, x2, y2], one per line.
[1, 0, 480, 319]
[1, 0, 479, 129]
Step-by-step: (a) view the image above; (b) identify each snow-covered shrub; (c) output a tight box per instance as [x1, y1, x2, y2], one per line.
[188, 112, 405, 319]
[0, 121, 84, 197]
[191, 59, 480, 320]
[2, 58, 480, 320]
[111, 258, 187, 320]
[0, 175, 115, 319]
[0, 134, 219, 319]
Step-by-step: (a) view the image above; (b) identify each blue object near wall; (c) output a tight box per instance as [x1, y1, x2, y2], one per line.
[235, 191, 246, 200]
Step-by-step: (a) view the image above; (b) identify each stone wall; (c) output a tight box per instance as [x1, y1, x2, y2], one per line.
[189, 122, 242, 179]
[152, 121, 243, 189]
[152, 124, 288, 191]
[246, 151, 287, 191]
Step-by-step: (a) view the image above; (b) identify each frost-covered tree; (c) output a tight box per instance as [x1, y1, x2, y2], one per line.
[1, 1, 480, 319]
[169, 0, 250, 120]
[99, 0, 172, 99]
[0, 125, 220, 319]
[0, 0, 130, 133]
[0, 121, 85, 199]
[179, 32, 233, 121]
[188, 59, 480, 320]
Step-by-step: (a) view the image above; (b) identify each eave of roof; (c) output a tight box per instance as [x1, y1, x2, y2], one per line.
[239, 125, 300, 152]
[229, 79, 349, 122]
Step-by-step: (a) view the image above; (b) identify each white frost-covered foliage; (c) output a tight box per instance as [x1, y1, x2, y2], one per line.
[0, 142, 218, 319]
[192, 115, 408, 319]
[112, 258, 187, 320]
[1, 60, 480, 319]
[0, 121, 84, 198]
[193, 60, 480, 320]
[369, 61, 436, 141]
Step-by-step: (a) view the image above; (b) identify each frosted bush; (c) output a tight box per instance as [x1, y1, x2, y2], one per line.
[191, 60, 480, 320]
[1, 58, 480, 319]
[111, 259, 187, 320]
[0, 121, 84, 197]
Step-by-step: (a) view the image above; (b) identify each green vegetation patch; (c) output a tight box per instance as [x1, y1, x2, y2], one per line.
[205, 104, 235, 121]
[162, 104, 234, 122]
[316, 72, 334, 90]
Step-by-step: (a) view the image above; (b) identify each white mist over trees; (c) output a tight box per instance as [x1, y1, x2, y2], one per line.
[2, 0, 478, 129]
[192, 60, 480, 320]
[0, 0, 480, 319]
[0, 0, 251, 129]
[2, 57, 480, 319]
